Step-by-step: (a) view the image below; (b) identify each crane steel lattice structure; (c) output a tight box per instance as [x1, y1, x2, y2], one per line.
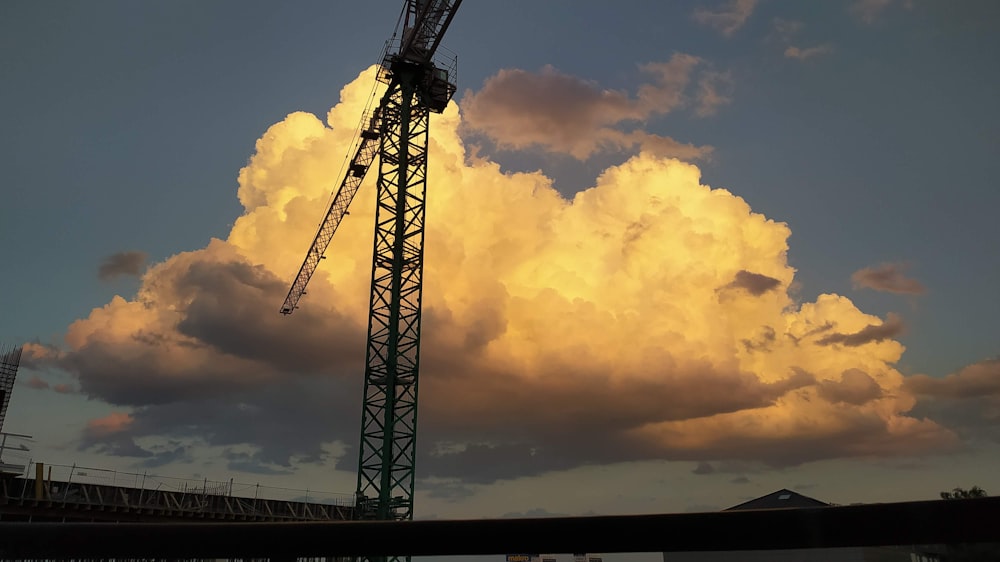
[279, 0, 462, 531]
[0, 344, 24, 435]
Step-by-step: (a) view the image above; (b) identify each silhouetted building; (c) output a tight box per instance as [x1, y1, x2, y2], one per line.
[662, 489, 942, 562]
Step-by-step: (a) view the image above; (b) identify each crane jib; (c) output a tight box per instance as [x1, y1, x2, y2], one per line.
[279, 0, 461, 316]
[398, 0, 462, 64]
[278, 109, 383, 315]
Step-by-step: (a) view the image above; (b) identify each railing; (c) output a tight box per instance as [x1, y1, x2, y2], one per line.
[1, 496, 999, 559]
[20, 462, 354, 506]
[1, 462, 356, 522]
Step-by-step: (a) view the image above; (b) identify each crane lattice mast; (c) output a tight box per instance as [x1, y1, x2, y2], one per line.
[279, 0, 462, 541]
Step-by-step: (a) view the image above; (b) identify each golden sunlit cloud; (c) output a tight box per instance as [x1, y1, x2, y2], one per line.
[27, 66, 959, 480]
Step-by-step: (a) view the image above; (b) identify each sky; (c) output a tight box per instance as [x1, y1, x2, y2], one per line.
[1, 0, 1000, 553]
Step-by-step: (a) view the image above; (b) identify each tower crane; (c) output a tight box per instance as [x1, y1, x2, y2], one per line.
[279, 0, 462, 528]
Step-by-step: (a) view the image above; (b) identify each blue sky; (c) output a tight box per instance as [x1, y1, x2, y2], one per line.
[1, 0, 999, 538]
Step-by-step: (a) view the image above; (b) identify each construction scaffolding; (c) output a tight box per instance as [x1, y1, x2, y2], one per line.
[0, 464, 355, 522]
[0, 343, 22, 435]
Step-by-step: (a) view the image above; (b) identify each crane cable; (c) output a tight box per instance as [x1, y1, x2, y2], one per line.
[318, 3, 409, 225]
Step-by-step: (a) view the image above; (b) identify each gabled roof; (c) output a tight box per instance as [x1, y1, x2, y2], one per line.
[724, 488, 830, 511]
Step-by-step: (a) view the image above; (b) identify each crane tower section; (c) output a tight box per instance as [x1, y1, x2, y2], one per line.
[355, 0, 461, 525]
[277, 0, 461, 540]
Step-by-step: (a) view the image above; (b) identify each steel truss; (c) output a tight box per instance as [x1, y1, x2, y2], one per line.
[0, 344, 23, 434]
[356, 63, 429, 528]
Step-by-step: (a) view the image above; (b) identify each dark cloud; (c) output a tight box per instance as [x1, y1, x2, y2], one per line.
[818, 369, 883, 405]
[906, 358, 1000, 399]
[817, 313, 904, 347]
[695, 460, 762, 475]
[57, 253, 364, 407]
[906, 359, 1000, 444]
[420, 479, 477, 501]
[98, 251, 148, 281]
[139, 446, 192, 469]
[461, 54, 716, 160]
[413, 360, 816, 482]
[224, 450, 296, 475]
[174, 260, 365, 375]
[80, 414, 153, 459]
[722, 270, 782, 296]
[692, 461, 715, 475]
[76, 376, 361, 473]
[656, 414, 954, 468]
[851, 263, 926, 295]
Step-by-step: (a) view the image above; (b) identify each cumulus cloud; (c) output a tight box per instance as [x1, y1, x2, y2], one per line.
[907, 358, 1000, 399]
[693, 0, 758, 36]
[906, 358, 1000, 443]
[98, 251, 148, 281]
[29, 67, 957, 485]
[461, 54, 721, 160]
[851, 262, 926, 295]
[817, 368, 884, 405]
[784, 45, 834, 61]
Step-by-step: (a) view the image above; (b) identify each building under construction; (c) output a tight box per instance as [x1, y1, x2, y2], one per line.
[0, 340, 352, 524]
[0, 343, 23, 437]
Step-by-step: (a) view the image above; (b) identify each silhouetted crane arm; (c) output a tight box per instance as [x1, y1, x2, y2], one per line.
[399, 0, 462, 64]
[279, 109, 382, 314]
[281, 0, 461, 316]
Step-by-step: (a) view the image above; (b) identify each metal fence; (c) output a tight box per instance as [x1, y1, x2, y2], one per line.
[22, 461, 354, 506]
